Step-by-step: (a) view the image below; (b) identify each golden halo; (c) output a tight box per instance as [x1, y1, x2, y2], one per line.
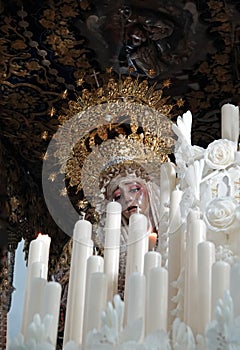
[47, 73, 182, 225]
[79, 101, 176, 209]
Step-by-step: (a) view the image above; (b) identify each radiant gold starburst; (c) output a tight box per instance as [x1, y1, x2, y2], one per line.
[52, 71, 182, 214]
[48, 106, 56, 117]
[61, 89, 68, 99]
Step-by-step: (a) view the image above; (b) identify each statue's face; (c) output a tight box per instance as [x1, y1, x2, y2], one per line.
[108, 177, 150, 220]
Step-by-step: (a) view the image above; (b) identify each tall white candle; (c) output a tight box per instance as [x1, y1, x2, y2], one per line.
[230, 262, 240, 317]
[124, 212, 148, 324]
[126, 271, 146, 340]
[27, 233, 51, 267]
[63, 219, 93, 345]
[167, 188, 183, 326]
[197, 241, 215, 334]
[183, 209, 202, 322]
[22, 260, 48, 335]
[158, 162, 176, 254]
[125, 212, 148, 278]
[144, 250, 162, 334]
[41, 281, 62, 347]
[29, 261, 48, 280]
[21, 234, 51, 336]
[159, 162, 176, 215]
[105, 201, 122, 228]
[83, 272, 108, 340]
[184, 219, 206, 333]
[83, 255, 104, 342]
[211, 261, 230, 319]
[25, 277, 47, 340]
[104, 201, 121, 301]
[146, 267, 168, 335]
[85, 255, 104, 284]
[221, 103, 239, 149]
[144, 251, 162, 277]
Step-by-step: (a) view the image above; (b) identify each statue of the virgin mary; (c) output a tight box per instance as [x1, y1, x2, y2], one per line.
[43, 73, 180, 347]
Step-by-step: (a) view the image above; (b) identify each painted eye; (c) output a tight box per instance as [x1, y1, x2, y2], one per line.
[129, 185, 141, 193]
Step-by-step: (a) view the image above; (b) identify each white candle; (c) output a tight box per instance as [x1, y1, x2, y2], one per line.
[22, 260, 48, 335]
[197, 241, 215, 334]
[144, 251, 162, 277]
[29, 261, 48, 279]
[159, 162, 176, 214]
[124, 213, 148, 324]
[28, 233, 51, 267]
[221, 103, 239, 149]
[41, 281, 62, 347]
[63, 219, 93, 345]
[184, 219, 206, 333]
[21, 234, 50, 336]
[104, 201, 121, 301]
[83, 272, 108, 340]
[168, 188, 184, 326]
[183, 211, 202, 320]
[125, 212, 148, 277]
[146, 267, 168, 335]
[86, 255, 104, 277]
[211, 261, 230, 319]
[83, 255, 104, 342]
[25, 277, 47, 340]
[157, 162, 176, 254]
[126, 271, 146, 340]
[144, 250, 162, 333]
[105, 201, 122, 228]
[230, 262, 240, 317]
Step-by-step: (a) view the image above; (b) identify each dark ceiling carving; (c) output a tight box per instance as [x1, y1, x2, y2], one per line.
[0, 0, 240, 312]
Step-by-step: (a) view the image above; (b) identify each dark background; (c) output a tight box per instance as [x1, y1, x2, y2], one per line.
[1, 0, 240, 314]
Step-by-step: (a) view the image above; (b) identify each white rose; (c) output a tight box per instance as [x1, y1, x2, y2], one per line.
[204, 197, 238, 232]
[205, 139, 235, 170]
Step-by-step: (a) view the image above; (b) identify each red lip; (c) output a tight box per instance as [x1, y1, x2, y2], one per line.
[127, 205, 138, 212]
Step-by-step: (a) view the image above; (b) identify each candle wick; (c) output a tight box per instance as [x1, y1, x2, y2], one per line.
[80, 212, 86, 220]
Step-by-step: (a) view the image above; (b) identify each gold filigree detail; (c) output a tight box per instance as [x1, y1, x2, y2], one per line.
[51, 72, 180, 213]
[57, 73, 181, 125]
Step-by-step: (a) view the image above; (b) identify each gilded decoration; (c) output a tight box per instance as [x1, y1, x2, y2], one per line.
[0, 2, 240, 340]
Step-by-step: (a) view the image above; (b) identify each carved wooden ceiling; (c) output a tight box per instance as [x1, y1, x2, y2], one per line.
[1, 0, 240, 310]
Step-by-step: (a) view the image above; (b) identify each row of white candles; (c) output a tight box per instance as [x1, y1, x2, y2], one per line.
[20, 203, 240, 348]
[63, 201, 164, 346]
[21, 211, 240, 348]
[20, 203, 164, 347]
[21, 233, 62, 347]
[158, 174, 240, 337]
[19, 102, 239, 347]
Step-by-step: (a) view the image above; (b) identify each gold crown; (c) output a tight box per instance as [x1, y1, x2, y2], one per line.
[57, 71, 183, 123]
[50, 71, 183, 215]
